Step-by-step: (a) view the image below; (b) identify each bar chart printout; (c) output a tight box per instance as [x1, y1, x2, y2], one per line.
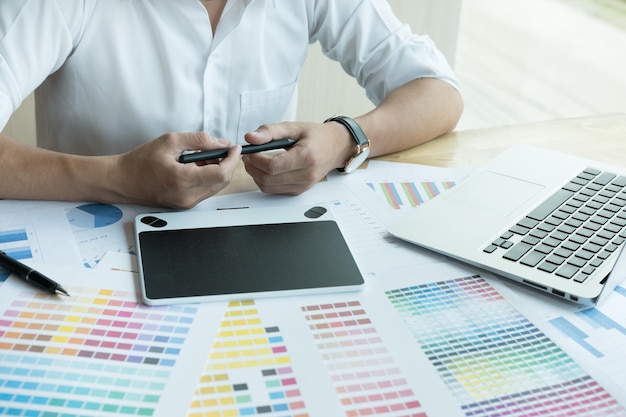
[188, 300, 308, 417]
[302, 300, 427, 417]
[366, 181, 456, 210]
[0, 225, 39, 284]
[386, 275, 625, 417]
[548, 285, 626, 384]
[0, 281, 204, 417]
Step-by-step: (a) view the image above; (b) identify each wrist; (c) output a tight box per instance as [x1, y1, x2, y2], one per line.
[68, 154, 119, 203]
[324, 115, 371, 174]
[324, 119, 355, 168]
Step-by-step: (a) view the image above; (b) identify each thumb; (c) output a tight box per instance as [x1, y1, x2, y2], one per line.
[186, 132, 231, 150]
[244, 122, 299, 145]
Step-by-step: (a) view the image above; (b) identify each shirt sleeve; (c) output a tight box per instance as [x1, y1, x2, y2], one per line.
[307, 0, 461, 106]
[0, 0, 89, 130]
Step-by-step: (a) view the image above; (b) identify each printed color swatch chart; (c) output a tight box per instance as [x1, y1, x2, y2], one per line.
[0, 284, 201, 416]
[302, 300, 426, 417]
[366, 181, 455, 210]
[386, 275, 625, 416]
[188, 300, 308, 417]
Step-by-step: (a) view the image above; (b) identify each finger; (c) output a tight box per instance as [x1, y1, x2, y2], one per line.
[179, 145, 242, 202]
[219, 144, 243, 173]
[177, 134, 235, 165]
[179, 132, 232, 153]
[242, 148, 304, 177]
[250, 172, 315, 195]
[183, 144, 241, 175]
[244, 122, 302, 145]
[244, 153, 316, 191]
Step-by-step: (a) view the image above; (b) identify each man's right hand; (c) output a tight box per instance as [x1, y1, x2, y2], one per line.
[110, 132, 242, 209]
[0, 131, 240, 208]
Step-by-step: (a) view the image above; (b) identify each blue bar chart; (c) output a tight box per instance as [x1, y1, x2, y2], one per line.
[548, 285, 626, 384]
[0, 228, 33, 260]
[0, 225, 38, 284]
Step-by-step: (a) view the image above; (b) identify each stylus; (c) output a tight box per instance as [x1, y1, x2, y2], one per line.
[0, 250, 70, 296]
[179, 138, 296, 164]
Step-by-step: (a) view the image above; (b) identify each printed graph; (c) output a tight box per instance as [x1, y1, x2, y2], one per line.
[0, 285, 200, 416]
[328, 199, 400, 257]
[549, 307, 626, 358]
[66, 204, 123, 230]
[0, 224, 41, 284]
[548, 285, 626, 384]
[65, 203, 136, 268]
[302, 300, 427, 417]
[366, 180, 456, 210]
[386, 276, 625, 416]
[188, 300, 308, 417]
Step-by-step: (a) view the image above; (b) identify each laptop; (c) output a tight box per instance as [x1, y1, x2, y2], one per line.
[389, 144, 626, 306]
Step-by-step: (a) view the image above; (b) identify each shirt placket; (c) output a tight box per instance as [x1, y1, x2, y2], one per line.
[201, 0, 251, 141]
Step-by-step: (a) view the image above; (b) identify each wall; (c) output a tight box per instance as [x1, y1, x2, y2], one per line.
[2, 0, 461, 147]
[2, 94, 37, 146]
[297, 0, 462, 122]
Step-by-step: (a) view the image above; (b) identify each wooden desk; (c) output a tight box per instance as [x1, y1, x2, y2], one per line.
[224, 113, 626, 195]
[380, 113, 626, 167]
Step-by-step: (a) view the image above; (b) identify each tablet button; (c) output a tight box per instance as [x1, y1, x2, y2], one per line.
[304, 206, 327, 218]
[140, 216, 168, 227]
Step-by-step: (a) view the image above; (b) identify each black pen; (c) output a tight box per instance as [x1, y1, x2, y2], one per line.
[0, 250, 70, 296]
[179, 138, 296, 164]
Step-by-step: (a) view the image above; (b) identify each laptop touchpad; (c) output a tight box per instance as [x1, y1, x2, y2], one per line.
[444, 171, 544, 216]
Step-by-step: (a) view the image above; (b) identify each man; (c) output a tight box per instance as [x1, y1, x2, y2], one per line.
[0, 0, 463, 208]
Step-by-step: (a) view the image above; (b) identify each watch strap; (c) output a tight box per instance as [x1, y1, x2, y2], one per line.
[324, 115, 370, 173]
[324, 115, 369, 147]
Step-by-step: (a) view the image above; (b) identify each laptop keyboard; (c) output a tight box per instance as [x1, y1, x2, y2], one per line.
[483, 168, 626, 284]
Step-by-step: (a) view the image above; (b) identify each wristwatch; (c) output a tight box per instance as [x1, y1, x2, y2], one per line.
[324, 115, 370, 174]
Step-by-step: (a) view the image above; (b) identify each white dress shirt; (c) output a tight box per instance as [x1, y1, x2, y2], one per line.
[0, 0, 460, 155]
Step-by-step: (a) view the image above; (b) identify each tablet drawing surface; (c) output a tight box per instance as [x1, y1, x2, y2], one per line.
[135, 205, 364, 305]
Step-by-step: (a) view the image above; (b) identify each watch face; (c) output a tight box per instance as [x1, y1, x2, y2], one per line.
[343, 147, 370, 174]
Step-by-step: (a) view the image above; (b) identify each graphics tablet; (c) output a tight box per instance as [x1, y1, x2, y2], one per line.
[134, 205, 364, 305]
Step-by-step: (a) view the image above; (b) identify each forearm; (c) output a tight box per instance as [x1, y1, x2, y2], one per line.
[355, 77, 463, 158]
[0, 133, 117, 202]
[0, 131, 242, 208]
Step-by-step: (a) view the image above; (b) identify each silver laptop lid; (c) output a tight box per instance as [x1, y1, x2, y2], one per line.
[597, 244, 626, 305]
